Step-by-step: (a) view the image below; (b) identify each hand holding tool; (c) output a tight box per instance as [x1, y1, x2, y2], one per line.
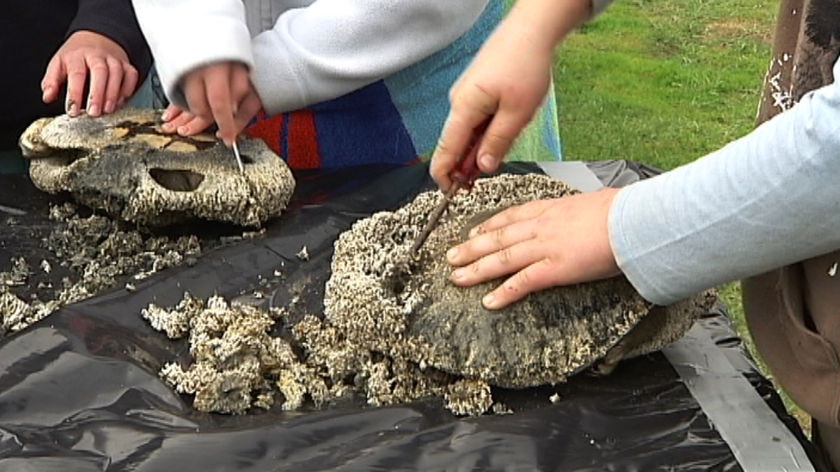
[411, 121, 489, 255]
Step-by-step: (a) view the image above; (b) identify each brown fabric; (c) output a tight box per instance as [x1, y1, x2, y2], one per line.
[811, 421, 840, 467]
[744, 254, 840, 426]
[755, 0, 840, 122]
[744, 0, 840, 469]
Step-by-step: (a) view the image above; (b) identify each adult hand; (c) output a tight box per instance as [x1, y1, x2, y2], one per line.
[41, 30, 139, 117]
[430, 14, 554, 190]
[446, 188, 623, 309]
[178, 61, 261, 145]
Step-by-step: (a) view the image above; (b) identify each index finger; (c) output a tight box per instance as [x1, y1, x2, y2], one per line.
[431, 86, 498, 190]
[203, 66, 237, 146]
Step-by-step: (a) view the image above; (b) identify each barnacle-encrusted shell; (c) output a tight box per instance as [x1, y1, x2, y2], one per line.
[326, 173, 713, 388]
[20, 107, 294, 227]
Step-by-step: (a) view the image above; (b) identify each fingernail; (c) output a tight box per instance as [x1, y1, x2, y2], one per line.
[42, 86, 54, 102]
[450, 269, 464, 282]
[478, 153, 496, 170]
[160, 110, 170, 121]
[177, 126, 189, 135]
[104, 101, 115, 114]
[446, 247, 458, 261]
[161, 122, 173, 132]
[482, 293, 498, 309]
[88, 104, 100, 117]
[468, 226, 481, 238]
[66, 99, 78, 116]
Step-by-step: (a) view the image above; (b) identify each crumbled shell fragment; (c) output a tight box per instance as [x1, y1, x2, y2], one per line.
[444, 379, 493, 417]
[276, 369, 307, 411]
[0, 203, 206, 333]
[491, 402, 513, 415]
[0, 257, 29, 287]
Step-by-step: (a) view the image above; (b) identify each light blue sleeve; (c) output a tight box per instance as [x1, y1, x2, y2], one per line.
[608, 58, 840, 305]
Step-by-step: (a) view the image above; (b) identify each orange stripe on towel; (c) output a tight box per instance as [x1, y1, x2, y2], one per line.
[286, 110, 321, 169]
[243, 111, 283, 157]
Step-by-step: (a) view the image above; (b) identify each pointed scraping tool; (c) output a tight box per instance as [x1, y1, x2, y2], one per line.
[410, 120, 489, 255]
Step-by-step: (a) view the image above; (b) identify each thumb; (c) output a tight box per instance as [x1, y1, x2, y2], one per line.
[475, 107, 535, 174]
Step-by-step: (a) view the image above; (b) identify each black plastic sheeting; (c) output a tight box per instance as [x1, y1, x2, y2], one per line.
[0, 162, 818, 471]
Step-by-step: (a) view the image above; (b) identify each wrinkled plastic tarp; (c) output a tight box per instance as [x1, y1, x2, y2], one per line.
[0, 162, 817, 471]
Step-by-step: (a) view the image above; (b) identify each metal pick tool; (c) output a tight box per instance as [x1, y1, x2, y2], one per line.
[231, 140, 244, 173]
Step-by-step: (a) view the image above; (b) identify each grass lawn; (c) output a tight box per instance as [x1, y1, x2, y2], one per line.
[552, 0, 812, 432]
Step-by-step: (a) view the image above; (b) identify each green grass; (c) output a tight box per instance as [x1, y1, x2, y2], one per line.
[556, 0, 775, 169]
[553, 0, 812, 432]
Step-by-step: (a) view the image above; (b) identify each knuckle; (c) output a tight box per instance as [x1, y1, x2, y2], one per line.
[208, 98, 227, 113]
[90, 62, 109, 74]
[492, 227, 506, 247]
[485, 131, 514, 148]
[472, 84, 498, 116]
[435, 135, 450, 152]
[512, 267, 531, 288]
[468, 260, 482, 275]
[497, 247, 513, 266]
[67, 69, 86, 80]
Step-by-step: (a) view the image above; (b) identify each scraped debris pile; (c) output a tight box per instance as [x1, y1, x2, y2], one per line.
[143, 293, 497, 415]
[0, 202, 203, 335]
[145, 174, 715, 416]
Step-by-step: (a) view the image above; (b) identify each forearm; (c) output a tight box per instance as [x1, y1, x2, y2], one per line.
[71, 0, 152, 79]
[131, 0, 253, 108]
[250, 0, 489, 113]
[609, 61, 840, 305]
[503, 0, 593, 55]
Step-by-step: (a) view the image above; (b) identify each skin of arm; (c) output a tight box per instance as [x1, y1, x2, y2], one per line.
[429, 0, 592, 190]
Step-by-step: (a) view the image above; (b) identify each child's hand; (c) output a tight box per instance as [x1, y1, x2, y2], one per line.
[430, 17, 553, 190]
[446, 188, 622, 309]
[159, 104, 212, 136]
[41, 30, 139, 117]
[180, 61, 262, 145]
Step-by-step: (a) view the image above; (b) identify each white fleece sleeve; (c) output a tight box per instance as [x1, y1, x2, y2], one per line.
[131, 0, 255, 108]
[608, 58, 840, 305]
[249, 0, 489, 114]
